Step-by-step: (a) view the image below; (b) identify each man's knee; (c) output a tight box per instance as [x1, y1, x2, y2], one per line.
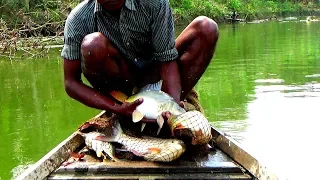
[81, 32, 109, 63]
[193, 16, 219, 43]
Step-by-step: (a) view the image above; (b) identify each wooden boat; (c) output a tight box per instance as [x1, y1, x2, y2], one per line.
[17, 111, 281, 180]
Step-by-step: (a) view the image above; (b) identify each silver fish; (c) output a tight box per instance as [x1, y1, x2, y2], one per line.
[94, 120, 186, 162]
[110, 80, 186, 135]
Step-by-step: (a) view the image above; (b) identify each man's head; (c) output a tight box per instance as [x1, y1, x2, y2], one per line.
[97, 0, 126, 11]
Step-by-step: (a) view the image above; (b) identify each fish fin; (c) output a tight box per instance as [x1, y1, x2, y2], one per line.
[94, 135, 111, 142]
[156, 115, 165, 135]
[148, 147, 161, 154]
[96, 150, 103, 158]
[174, 123, 185, 130]
[68, 149, 85, 160]
[132, 110, 144, 123]
[109, 90, 128, 103]
[139, 80, 163, 92]
[102, 151, 120, 162]
[141, 123, 146, 132]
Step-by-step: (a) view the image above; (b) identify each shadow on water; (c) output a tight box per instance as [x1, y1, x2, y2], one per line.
[0, 19, 319, 179]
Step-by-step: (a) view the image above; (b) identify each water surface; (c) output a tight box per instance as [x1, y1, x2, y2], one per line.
[1, 18, 320, 180]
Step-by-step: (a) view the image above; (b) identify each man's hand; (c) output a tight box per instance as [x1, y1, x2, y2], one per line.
[114, 98, 144, 117]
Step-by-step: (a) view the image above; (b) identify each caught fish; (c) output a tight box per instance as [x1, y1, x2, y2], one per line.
[167, 110, 212, 145]
[80, 131, 120, 162]
[94, 120, 186, 162]
[110, 80, 186, 135]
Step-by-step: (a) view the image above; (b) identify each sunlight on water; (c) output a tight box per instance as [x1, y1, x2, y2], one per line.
[199, 19, 320, 180]
[211, 82, 320, 180]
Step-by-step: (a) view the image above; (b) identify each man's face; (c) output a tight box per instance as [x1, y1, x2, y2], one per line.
[97, 0, 126, 11]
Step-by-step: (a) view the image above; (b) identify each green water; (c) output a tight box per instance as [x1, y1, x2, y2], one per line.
[1, 18, 320, 180]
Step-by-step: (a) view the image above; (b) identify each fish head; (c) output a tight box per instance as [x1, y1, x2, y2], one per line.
[143, 139, 186, 162]
[159, 101, 186, 116]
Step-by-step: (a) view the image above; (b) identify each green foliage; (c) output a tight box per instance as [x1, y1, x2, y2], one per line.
[0, 0, 320, 29]
[226, 0, 241, 11]
[170, 0, 320, 22]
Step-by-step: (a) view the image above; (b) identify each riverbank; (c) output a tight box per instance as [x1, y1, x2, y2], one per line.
[171, 0, 320, 25]
[1, 0, 320, 58]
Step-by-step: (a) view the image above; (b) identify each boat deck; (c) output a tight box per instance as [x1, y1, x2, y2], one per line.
[48, 141, 253, 180]
[17, 111, 279, 180]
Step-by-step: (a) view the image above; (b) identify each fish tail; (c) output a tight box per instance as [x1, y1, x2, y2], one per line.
[139, 80, 163, 92]
[110, 90, 128, 103]
[102, 143, 120, 162]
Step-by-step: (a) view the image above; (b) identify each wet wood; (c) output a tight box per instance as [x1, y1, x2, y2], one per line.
[49, 173, 251, 180]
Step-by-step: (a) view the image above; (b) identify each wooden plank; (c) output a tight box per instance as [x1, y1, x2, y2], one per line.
[211, 128, 281, 180]
[48, 172, 252, 180]
[52, 149, 242, 174]
[49, 147, 253, 180]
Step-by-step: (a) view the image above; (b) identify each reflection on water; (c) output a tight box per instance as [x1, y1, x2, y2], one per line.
[197, 19, 320, 180]
[0, 19, 320, 179]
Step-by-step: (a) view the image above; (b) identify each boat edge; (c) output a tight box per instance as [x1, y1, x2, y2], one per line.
[15, 111, 106, 180]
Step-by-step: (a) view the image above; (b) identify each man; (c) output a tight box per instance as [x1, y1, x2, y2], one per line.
[61, 0, 219, 123]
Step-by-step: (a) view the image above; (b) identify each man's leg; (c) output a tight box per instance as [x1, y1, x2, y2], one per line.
[80, 32, 135, 96]
[175, 16, 219, 100]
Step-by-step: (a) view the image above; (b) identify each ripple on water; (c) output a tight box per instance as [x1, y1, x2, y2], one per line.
[254, 79, 285, 84]
[305, 74, 320, 78]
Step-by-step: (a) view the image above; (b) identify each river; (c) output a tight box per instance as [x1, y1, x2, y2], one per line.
[0, 17, 319, 180]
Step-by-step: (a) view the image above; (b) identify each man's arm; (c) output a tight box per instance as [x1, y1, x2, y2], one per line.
[150, 0, 181, 102]
[61, 4, 142, 117]
[159, 60, 181, 103]
[63, 59, 142, 116]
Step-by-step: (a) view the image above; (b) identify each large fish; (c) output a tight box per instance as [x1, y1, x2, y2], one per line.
[93, 120, 186, 162]
[110, 80, 186, 135]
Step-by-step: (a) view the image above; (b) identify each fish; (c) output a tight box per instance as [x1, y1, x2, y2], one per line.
[93, 120, 186, 162]
[79, 131, 120, 162]
[167, 110, 212, 145]
[110, 80, 186, 135]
